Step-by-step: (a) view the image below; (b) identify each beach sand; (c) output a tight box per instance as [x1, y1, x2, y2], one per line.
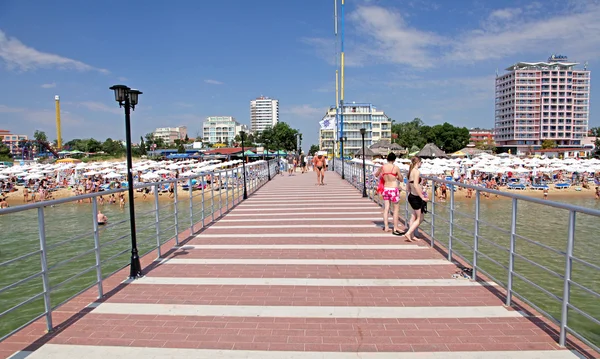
[3, 181, 597, 208]
[2, 185, 233, 207]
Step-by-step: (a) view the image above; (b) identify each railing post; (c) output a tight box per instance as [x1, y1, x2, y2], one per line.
[211, 172, 215, 221]
[448, 185, 455, 261]
[201, 175, 206, 228]
[430, 180, 436, 248]
[218, 172, 223, 218]
[559, 210, 576, 347]
[91, 197, 103, 298]
[188, 178, 194, 233]
[506, 198, 517, 306]
[37, 207, 53, 332]
[173, 180, 180, 246]
[473, 189, 480, 280]
[226, 170, 230, 211]
[154, 184, 161, 258]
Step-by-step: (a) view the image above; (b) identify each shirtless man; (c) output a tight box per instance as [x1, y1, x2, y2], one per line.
[97, 210, 108, 225]
[313, 154, 326, 185]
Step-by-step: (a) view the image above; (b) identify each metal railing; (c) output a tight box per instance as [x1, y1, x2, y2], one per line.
[0, 160, 276, 341]
[335, 159, 600, 353]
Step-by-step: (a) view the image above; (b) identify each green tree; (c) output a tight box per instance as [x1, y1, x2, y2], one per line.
[177, 143, 186, 153]
[308, 144, 319, 155]
[102, 138, 125, 156]
[589, 127, 600, 137]
[265, 122, 299, 151]
[541, 140, 557, 149]
[184, 134, 190, 143]
[34, 130, 48, 143]
[139, 137, 147, 155]
[475, 139, 497, 153]
[86, 138, 102, 153]
[0, 142, 12, 161]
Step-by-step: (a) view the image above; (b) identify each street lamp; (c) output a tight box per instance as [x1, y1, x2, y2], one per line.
[360, 128, 367, 197]
[265, 142, 271, 181]
[240, 131, 248, 199]
[340, 135, 347, 179]
[109, 84, 143, 279]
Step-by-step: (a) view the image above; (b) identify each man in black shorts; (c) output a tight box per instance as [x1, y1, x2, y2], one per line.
[300, 152, 306, 173]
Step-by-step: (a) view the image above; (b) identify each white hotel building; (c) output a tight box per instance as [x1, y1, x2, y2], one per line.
[319, 102, 392, 155]
[250, 96, 279, 133]
[494, 55, 590, 154]
[152, 126, 187, 145]
[202, 116, 248, 145]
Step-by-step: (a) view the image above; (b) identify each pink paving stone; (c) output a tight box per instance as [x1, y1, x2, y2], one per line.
[146, 264, 460, 279]
[162, 249, 441, 260]
[2, 174, 598, 359]
[190, 238, 419, 245]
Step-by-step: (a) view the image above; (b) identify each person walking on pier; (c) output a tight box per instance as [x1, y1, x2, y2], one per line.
[374, 152, 405, 234]
[403, 156, 428, 242]
[313, 154, 326, 185]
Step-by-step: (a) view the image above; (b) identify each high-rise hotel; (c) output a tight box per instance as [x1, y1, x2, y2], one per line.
[250, 96, 279, 133]
[494, 55, 590, 154]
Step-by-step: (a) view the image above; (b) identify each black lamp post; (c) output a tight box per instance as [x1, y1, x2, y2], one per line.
[340, 135, 347, 179]
[360, 128, 367, 197]
[265, 142, 271, 181]
[240, 131, 248, 199]
[109, 84, 143, 279]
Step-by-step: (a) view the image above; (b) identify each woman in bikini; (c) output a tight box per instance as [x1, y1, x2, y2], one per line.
[374, 152, 405, 235]
[403, 156, 428, 242]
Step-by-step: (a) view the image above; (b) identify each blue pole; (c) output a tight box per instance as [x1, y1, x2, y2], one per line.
[340, 0, 345, 179]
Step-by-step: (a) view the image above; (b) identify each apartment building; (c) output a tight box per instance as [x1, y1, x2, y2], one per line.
[250, 97, 279, 133]
[319, 102, 392, 156]
[202, 116, 248, 145]
[0, 129, 28, 156]
[152, 126, 187, 145]
[494, 55, 590, 154]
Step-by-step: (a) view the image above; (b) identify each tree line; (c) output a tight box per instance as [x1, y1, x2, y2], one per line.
[391, 118, 471, 154]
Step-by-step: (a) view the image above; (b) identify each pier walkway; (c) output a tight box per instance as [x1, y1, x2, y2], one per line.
[2, 173, 597, 358]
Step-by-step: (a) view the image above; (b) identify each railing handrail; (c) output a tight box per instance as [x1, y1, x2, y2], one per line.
[357, 161, 600, 217]
[0, 159, 276, 342]
[335, 159, 600, 354]
[0, 161, 266, 215]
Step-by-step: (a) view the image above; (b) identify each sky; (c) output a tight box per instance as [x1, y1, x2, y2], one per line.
[1, 0, 599, 152]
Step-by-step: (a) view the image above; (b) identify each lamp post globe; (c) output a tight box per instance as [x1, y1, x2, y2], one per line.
[109, 84, 143, 279]
[360, 128, 367, 197]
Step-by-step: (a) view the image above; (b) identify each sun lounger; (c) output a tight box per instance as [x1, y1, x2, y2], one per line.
[531, 184, 549, 190]
[507, 183, 526, 190]
[554, 183, 570, 189]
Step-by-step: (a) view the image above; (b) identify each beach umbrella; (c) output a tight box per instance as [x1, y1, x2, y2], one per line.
[156, 169, 172, 175]
[105, 172, 123, 179]
[141, 172, 160, 180]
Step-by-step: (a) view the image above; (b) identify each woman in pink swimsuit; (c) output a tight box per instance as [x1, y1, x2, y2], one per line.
[374, 153, 406, 235]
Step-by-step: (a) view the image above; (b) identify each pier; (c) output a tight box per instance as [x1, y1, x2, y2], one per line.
[0, 168, 599, 358]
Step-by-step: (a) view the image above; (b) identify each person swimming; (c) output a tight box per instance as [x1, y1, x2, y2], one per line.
[97, 211, 108, 225]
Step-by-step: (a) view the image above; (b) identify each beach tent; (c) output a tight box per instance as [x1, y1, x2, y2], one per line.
[243, 150, 255, 156]
[416, 143, 448, 159]
[56, 158, 82, 163]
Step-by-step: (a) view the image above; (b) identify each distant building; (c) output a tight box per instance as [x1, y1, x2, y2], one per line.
[469, 128, 494, 146]
[153, 126, 187, 145]
[494, 54, 590, 154]
[0, 129, 28, 156]
[319, 102, 392, 156]
[250, 96, 279, 133]
[202, 116, 248, 145]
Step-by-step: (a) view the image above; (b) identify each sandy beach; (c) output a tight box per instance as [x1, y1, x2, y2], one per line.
[1, 184, 234, 207]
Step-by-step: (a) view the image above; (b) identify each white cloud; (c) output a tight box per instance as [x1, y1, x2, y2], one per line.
[449, 2, 600, 62]
[76, 101, 122, 115]
[282, 104, 326, 118]
[0, 29, 109, 73]
[489, 7, 522, 20]
[40, 82, 56, 88]
[204, 79, 223, 85]
[304, 3, 600, 68]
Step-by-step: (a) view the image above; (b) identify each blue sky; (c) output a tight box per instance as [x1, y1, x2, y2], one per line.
[0, 0, 599, 152]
